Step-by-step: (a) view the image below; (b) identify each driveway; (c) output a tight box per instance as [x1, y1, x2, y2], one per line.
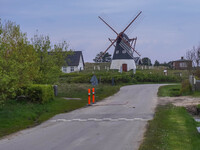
[0, 84, 162, 150]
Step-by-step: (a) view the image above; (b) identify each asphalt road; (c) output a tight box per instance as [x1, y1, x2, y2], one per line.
[0, 84, 162, 150]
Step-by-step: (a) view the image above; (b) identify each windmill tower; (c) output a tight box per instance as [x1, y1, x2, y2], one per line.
[98, 11, 142, 72]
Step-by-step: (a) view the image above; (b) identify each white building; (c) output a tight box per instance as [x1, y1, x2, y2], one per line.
[62, 51, 85, 73]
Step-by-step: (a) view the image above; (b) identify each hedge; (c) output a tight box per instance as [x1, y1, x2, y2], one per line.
[59, 72, 181, 84]
[18, 84, 54, 103]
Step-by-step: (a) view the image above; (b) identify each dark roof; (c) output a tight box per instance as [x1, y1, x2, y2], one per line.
[173, 57, 192, 62]
[65, 51, 84, 66]
[112, 33, 134, 60]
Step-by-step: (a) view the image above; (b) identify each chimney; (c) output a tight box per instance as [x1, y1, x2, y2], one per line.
[181, 56, 184, 59]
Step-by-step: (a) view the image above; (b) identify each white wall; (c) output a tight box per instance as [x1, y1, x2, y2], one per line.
[78, 55, 84, 71]
[110, 59, 136, 71]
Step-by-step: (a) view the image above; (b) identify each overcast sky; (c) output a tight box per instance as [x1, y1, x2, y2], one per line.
[1, 0, 200, 63]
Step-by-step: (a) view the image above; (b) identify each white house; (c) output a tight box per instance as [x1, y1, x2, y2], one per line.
[62, 51, 85, 73]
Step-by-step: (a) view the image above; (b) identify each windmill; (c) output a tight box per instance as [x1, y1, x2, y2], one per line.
[98, 11, 142, 72]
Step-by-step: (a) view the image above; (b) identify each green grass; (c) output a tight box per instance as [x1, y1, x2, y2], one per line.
[139, 104, 200, 150]
[0, 83, 120, 138]
[191, 91, 200, 97]
[158, 84, 200, 97]
[157, 84, 181, 97]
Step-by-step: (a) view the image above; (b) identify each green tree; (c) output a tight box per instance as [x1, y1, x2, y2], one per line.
[93, 51, 112, 62]
[0, 20, 39, 101]
[142, 57, 152, 66]
[154, 60, 160, 66]
[31, 33, 70, 84]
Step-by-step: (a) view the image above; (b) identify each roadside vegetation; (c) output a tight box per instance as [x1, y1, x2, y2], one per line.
[0, 84, 120, 138]
[139, 104, 200, 150]
[158, 82, 200, 97]
[140, 81, 200, 150]
[60, 71, 181, 84]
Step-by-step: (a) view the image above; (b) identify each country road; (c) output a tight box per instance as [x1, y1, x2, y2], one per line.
[0, 84, 163, 150]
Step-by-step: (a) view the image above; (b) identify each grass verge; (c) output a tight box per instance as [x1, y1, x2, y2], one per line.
[158, 84, 200, 97]
[139, 104, 200, 150]
[157, 84, 181, 97]
[0, 84, 120, 138]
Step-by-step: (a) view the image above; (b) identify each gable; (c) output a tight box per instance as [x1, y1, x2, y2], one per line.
[65, 51, 84, 66]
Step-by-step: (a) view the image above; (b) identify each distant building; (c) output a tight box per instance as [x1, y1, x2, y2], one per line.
[172, 57, 192, 70]
[62, 51, 84, 73]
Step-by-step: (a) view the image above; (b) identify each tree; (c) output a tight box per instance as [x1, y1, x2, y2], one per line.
[0, 20, 39, 101]
[93, 51, 112, 63]
[154, 60, 160, 66]
[186, 45, 200, 67]
[31, 33, 70, 84]
[142, 57, 152, 66]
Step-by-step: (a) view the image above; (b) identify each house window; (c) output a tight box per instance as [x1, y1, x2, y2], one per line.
[63, 66, 67, 73]
[180, 62, 187, 67]
[70, 66, 74, 72]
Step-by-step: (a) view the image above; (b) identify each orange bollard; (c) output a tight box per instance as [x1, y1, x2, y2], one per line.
[92, 88, 95, 104]
[88, 89, 91, 106]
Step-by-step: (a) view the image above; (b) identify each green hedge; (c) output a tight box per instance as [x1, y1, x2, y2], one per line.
[59, 71, 181, 84]
[18, 84, 54, 103]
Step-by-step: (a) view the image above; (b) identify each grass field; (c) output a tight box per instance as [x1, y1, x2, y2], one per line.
[139, 104, 200, 150]
[0, 83, 120, 138]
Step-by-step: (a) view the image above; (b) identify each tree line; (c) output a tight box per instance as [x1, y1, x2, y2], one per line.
[0, 19, 71, 102]
[93, 51, 170, 67]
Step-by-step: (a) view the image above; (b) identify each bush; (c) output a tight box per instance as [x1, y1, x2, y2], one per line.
[24, 84, 54, 103]
[59, 71, 180, 84]
[180, 79, 192, 95]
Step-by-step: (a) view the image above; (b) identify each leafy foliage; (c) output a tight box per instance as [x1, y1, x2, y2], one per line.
[0, 19, 71, 105]
[142, 57, 152, 66]
[59, 71, 181, 84]
[154, 60, 160, 66]
[93, 51, 112, 62]
[31, 33, 71, 84]
[0, 20, 39, 102]
[25, 84, 54, 103]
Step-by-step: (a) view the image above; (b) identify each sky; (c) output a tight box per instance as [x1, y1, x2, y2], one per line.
[1, 0, 200, 63]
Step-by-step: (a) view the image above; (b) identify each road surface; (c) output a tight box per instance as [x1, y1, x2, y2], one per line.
[0, 84, 162, 150]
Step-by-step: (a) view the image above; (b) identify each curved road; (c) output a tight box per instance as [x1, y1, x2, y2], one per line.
[0, 84, 162, 150]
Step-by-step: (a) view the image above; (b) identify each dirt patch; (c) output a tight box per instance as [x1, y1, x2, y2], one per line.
[158, 96, 200, 107]
[158, 96, 200, 115]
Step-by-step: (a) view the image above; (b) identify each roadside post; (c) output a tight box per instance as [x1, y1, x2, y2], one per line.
[92, 88, 95, 104]
[88, 89, 91, 106]
[53, 85, 58, 96]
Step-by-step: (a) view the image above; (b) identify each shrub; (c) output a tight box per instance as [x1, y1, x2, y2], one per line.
[180, 79, 192, 95]
[59, 71, 180, 84]
[25, 84, 54, 103]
